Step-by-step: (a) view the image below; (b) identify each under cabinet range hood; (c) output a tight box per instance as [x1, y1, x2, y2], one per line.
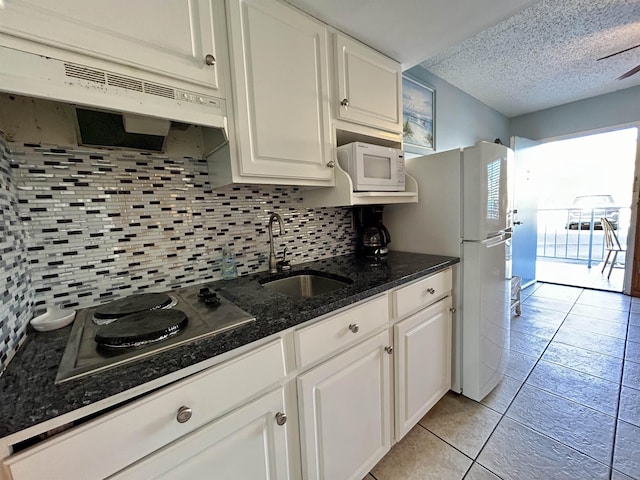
[0, 45, 229, 134]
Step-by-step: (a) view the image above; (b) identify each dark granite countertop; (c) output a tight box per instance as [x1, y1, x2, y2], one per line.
[0, 251, 458, 440]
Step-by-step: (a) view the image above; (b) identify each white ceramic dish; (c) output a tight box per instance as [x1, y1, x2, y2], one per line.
[30, 306, 76, 332]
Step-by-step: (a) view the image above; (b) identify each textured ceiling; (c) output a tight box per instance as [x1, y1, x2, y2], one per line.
[285, 0, 640, 118]
[422, 0, 640, 117]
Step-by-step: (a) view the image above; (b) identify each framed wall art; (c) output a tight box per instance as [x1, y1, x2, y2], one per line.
[402, 74, 435, 154]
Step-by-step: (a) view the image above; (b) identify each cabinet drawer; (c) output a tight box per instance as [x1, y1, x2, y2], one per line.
[110, 387, 290, 480]
[4, 339, 286, 480]
[393, 269, 452, 319]
[295, 294, 389, 368]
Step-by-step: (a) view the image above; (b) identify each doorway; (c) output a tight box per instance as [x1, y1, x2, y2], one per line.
[512, 127, 638, 292]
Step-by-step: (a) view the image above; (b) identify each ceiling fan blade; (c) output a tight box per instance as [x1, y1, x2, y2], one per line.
[598, 43, 640, 61]
[617, 64, 640, 80]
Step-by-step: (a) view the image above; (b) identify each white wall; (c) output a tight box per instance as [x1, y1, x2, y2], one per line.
[403, 66, 510, 152]
[510, 85, 640, 140]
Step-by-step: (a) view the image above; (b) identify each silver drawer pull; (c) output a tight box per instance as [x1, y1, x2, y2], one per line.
[176, 406, 193, 423]
[385, 346, 393, 354]
[426, 288, 436, 295]
[348, 323, 359, 333]
[275, 412, 287, 426]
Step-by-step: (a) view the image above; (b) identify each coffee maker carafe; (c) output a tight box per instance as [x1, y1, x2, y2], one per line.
[354, 206, 391, 257]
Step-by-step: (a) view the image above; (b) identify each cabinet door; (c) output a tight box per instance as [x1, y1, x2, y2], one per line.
[0, 0, 223, 92]
[111, 387, 291, 480]
[227, 0, 333, 183]
[394, 296, 452, 440]
[298, 330, 392, 480]
[335, 33, 402, 133]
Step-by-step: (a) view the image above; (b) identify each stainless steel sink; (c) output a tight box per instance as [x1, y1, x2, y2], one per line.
[261, 272, 352, 297]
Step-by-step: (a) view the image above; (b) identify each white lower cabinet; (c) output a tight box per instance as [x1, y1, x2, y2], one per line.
[2, 269, 454, 480]
[394, 296, 452, 440]
[3, 339, 288, 480]
[110, 387, 291, 480]
[297, 330, 392, 480]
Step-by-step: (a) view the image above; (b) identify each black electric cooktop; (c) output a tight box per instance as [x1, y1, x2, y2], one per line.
[56, 285, 255, 383]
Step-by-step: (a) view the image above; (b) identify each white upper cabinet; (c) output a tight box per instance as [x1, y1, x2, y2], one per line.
[224, 0, 333, 185]
[334, 33, 402, 134]
[0, 0, 225, 93]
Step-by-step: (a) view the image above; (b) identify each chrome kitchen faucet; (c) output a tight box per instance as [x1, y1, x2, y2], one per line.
[268, 213, 287, 273]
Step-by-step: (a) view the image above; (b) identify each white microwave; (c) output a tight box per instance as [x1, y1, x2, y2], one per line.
[337, 142, 405, 192]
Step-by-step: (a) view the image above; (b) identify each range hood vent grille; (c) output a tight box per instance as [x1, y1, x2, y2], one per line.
[143, 83, 175, 99]
[106, 73, 143, 92]
[64, 63, 106, 84]
[64, 62, 176, 100]
[1, 45, 228, 135]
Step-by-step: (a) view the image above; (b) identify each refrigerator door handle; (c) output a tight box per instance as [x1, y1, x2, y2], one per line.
[464, 232, 511, 247]
[481, 232, 511, 247]
[486, 227, 512, 239]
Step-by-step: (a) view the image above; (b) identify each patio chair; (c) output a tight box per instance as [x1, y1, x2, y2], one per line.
[601, 217, 625, 279]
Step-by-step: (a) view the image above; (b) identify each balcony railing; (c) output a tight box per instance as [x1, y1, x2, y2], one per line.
[536, 207, 630, 268]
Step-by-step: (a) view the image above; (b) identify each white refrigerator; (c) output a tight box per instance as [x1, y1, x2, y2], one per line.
[385, 141, 513, 402]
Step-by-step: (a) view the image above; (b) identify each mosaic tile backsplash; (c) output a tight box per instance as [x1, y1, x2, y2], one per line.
[0, 139, 356, 370]
[0, 137, 33, 369]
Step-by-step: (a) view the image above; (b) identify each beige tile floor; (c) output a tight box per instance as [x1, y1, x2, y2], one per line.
[365, 283, 640, 480]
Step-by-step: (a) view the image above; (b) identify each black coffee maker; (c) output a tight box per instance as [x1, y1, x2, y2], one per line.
[354, 206, 391, 257]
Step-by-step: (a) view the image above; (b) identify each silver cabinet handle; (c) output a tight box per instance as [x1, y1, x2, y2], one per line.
[449, 307, 456, 313]
[340, 98, 349, 107]
[385, 346, 393, 354]
[426, 288, 435, 295]
[327, 160, 335, 168]
[176, 406, 192, 423]
[205, 54, 216, 66]
[348, 323, 359, 333]
[275, 412, 287, 426]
